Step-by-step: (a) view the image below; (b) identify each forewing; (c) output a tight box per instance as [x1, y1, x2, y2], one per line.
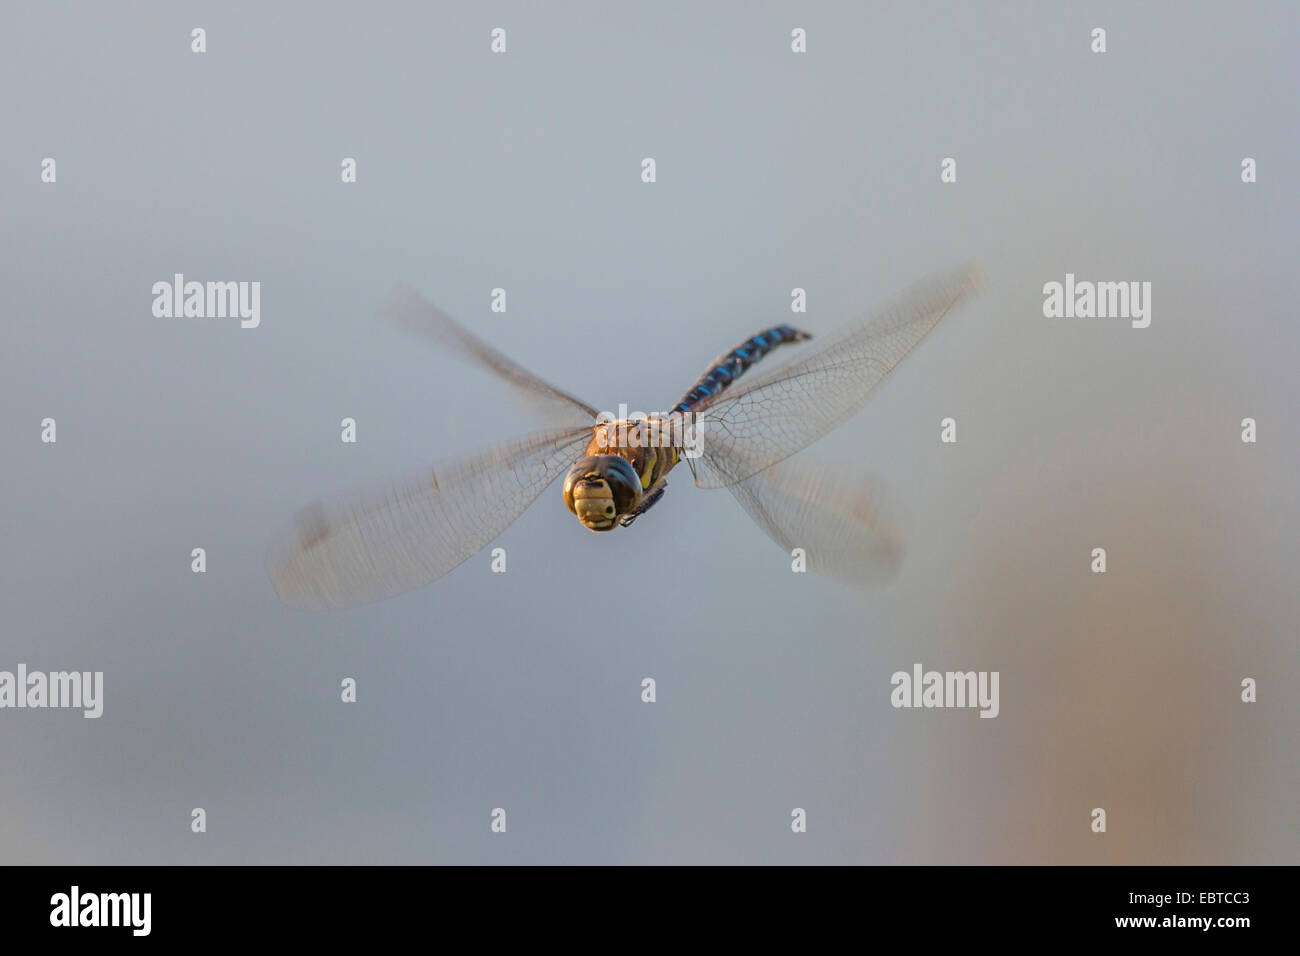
[726, 459, 907, 589]
[692, 264, 981, 488]
[379, 283, 599, 426]
[268, 426, 593, 609]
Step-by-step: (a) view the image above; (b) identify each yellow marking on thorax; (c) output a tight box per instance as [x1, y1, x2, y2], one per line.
[586, 419, 682, 488]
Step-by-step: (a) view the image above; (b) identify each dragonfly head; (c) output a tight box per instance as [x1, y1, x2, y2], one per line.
[562, 455, 643, 532]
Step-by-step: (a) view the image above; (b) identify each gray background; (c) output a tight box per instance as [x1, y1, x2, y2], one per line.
[2, 1, 1297, 864]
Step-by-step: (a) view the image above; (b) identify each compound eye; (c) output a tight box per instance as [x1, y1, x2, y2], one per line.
[600, 457, 642, 514]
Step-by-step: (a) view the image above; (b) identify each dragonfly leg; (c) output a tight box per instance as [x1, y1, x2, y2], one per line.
[619, 481, 667, 527]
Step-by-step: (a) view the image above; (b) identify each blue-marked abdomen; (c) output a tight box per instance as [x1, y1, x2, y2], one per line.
[672, 325, 811, 413]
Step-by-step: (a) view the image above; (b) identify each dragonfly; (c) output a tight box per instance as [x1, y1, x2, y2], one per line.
[268, 264, 981, 609]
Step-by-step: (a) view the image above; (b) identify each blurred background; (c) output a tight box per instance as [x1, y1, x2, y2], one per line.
[1, 1, 1296, 863]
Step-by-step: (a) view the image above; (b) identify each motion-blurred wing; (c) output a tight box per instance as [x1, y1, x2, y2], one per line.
[692, 264, 981, 488]
[269, 426, 593, 609]
[379, 283, 598, 426]
[724, 458, 907, 589]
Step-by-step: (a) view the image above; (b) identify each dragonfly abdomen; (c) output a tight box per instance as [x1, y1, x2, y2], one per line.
[672, 325, 811, 413]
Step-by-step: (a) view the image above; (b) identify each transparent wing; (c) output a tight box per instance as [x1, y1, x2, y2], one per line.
[268, 426, 593, 609]
[725, 458, 907, 589]
[379, 283, 598, 426]
[692, 264, 981, 488]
